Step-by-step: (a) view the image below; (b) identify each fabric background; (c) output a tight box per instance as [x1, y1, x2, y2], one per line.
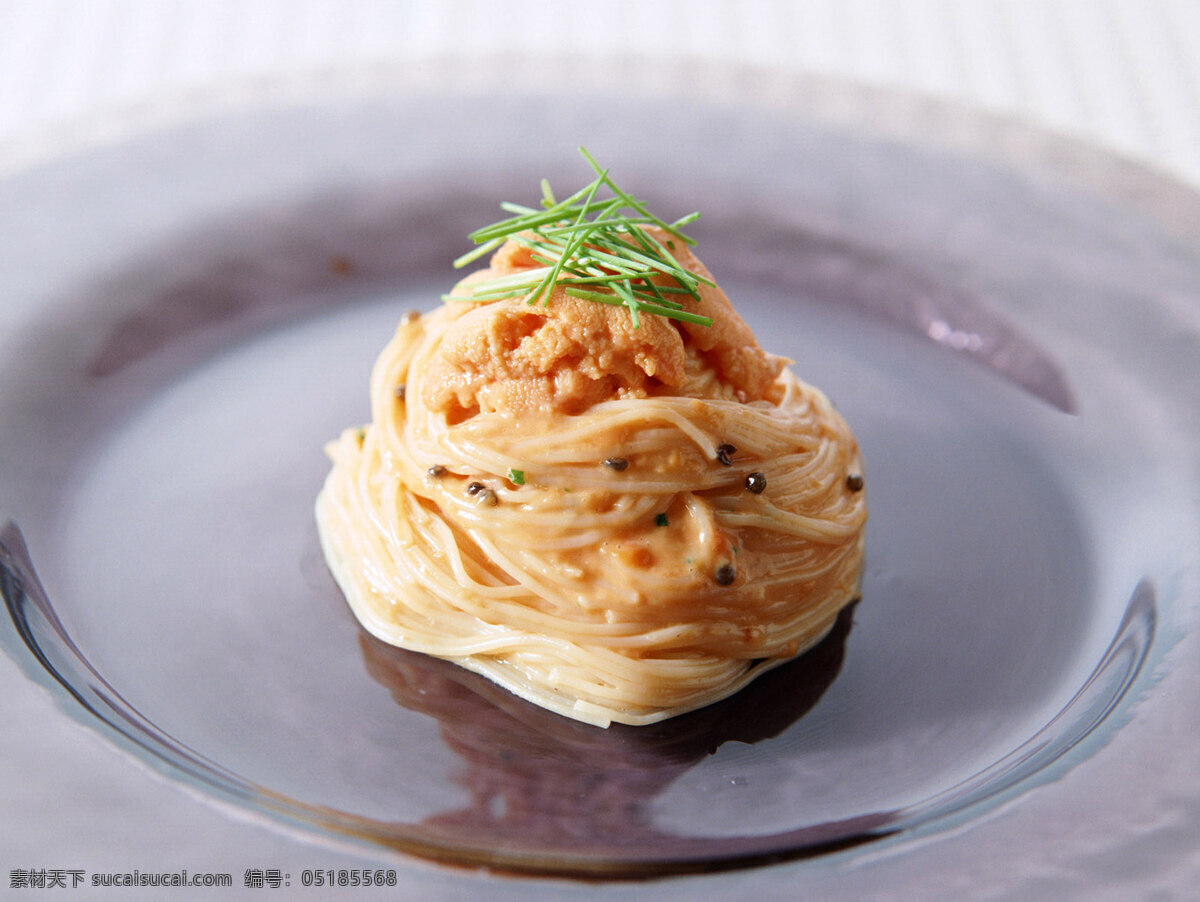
[1, 0, 1198, 188]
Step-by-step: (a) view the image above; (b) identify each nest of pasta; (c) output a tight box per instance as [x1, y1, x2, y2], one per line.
[316, 221, 865, 727]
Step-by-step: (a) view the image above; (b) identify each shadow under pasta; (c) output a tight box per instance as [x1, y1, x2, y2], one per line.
[356, 604, 873, 866]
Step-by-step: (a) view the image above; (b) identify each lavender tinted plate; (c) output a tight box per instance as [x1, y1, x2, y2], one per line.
[1, 80, 1198, 887]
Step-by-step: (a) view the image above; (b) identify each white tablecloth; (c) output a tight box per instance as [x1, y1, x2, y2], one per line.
[1, 0, 1198, 189]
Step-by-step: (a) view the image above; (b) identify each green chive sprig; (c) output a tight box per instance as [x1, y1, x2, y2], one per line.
[444, 147, 714, 329]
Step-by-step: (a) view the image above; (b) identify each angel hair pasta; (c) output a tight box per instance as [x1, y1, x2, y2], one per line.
[315, 150, 866, 727]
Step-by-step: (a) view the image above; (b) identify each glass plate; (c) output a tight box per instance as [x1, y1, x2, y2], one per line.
[2, 83, 1198, 882]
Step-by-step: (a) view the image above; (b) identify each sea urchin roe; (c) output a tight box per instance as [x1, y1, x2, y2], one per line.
[423, 212, 784, 420]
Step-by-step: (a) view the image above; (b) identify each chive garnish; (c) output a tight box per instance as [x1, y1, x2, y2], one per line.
[445, 147, 714, 329]
[508, 468, 526, 485]
[655, 513, 669, 527]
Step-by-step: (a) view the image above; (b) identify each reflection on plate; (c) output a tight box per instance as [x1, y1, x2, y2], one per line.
[0, 88, 1198, 880]
[358, 604, 890, 870]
